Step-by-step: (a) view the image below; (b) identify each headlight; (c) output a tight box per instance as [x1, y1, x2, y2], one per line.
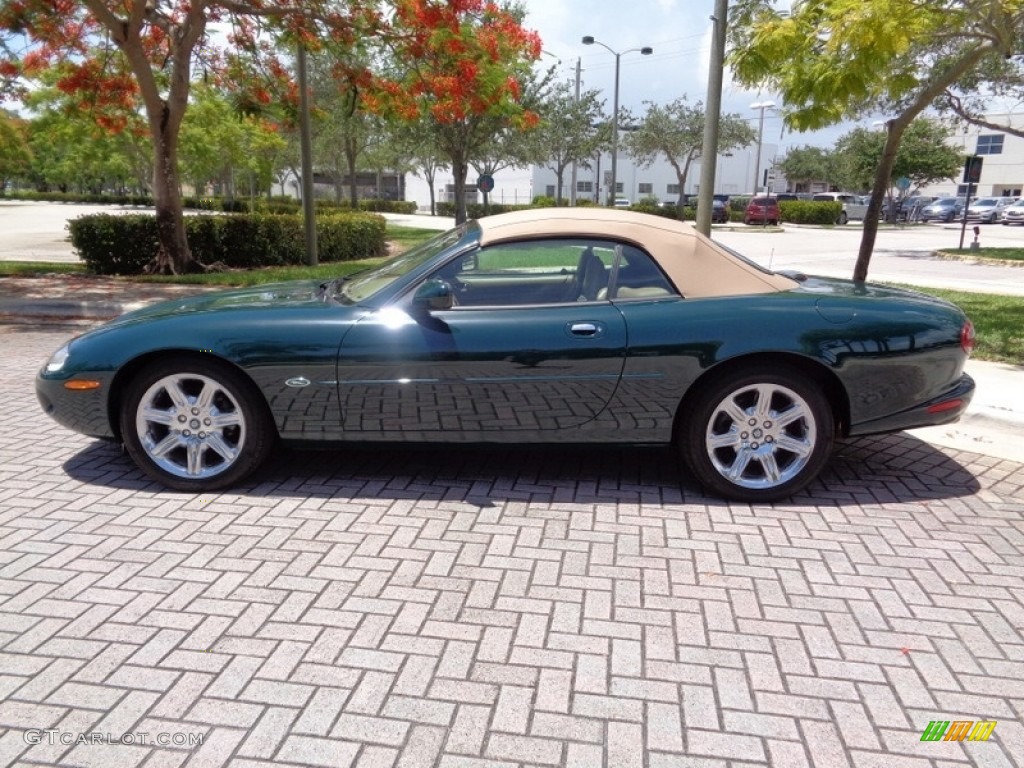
[44, 343, 70, 373]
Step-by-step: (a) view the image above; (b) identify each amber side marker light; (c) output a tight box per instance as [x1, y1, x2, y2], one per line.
[63, 380, 102, 391]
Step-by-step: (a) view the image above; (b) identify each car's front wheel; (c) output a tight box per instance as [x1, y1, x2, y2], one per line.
[681, 366, 834, 502]
[120, 357, 275, 492]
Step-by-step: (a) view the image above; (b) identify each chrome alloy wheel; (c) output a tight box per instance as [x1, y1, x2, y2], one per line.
[704, 382, 816, 490]
[134, 373, 247, 480]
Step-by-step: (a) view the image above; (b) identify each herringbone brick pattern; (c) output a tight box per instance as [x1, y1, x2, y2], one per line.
[2, 328, 1022, 767]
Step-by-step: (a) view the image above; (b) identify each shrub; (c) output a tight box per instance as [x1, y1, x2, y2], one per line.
[779, 201, 841, 225]
[70, 211, 387, 275]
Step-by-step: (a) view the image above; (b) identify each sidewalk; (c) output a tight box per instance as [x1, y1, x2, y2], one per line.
[2, 272, 1022, 463]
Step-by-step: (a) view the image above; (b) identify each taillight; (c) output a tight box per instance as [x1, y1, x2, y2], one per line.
[960, 320, 975, 356]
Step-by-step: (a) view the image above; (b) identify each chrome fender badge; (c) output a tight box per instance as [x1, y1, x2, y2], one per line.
[285, 376, 311, 388]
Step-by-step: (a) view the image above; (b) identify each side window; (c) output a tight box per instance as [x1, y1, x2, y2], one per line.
[612, 245, 677, 300]
[425, 239, 677, 307]
[429, 239, 616, 307]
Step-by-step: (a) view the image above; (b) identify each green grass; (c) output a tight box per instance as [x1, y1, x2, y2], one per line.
[386, 225, 442, 251]
[893, 284, 1024, 365]
[0, 261, 87, 276]
[938, 247, 1024, 262]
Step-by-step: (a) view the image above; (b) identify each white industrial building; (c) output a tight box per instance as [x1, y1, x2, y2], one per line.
[920, 113, 1024, 198]
[403, 138, 784, 212]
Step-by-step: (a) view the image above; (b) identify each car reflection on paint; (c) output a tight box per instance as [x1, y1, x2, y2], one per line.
[37, 209, 975, 503]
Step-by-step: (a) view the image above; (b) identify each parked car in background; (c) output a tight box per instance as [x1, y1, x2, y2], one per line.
[744, 196, 780, 225]
[699, 198, 730, 223]
[880, 195, 935, 222]
[966, 196, 1015, 223]
[811, 192, 864, 224]
[920, 197, 964, 223]
[1000, 198, 1024, 224]
[36, 207, 977, 503]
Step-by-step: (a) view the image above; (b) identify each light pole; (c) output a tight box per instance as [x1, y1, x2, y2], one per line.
[750, 100, 775, 195]
[582, 36, 652, 205]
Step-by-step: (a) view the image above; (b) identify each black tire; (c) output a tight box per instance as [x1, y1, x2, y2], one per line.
[838, 212, 848, 225]
[680, 365, 834, 502]
[120, 357, 276, 492]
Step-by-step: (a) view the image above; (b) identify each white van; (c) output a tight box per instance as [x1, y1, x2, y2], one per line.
[811, 192, 868, 224]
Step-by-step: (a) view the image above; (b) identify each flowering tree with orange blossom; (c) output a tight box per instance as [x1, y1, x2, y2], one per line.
[368, 0, 542, 224]
[0, 0, 382, 273]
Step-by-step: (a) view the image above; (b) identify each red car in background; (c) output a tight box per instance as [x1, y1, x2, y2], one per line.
[744, 196, 780, 225]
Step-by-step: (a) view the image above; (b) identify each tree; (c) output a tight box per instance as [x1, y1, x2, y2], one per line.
[370, 0, 542, 224]
[0, 109, 31, 190]
[527, 81, 608, 205]
[399, 127, 448, 215]
[0, 0, 380, 273]
[937, 50, 1024, 139]
[777, 145, 833, 193]
[22, 74, 151, 195]
[623, 97, 755, 215]
[730, 0, 1024, 280]
[832, 119, 962, 196]
[179, 83, 285, 199]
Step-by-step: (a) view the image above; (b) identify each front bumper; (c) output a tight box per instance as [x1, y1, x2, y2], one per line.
[36, 372, 116, 440]
[848, 373, 975, 437]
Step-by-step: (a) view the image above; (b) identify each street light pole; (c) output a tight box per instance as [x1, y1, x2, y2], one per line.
[750, 100, 775, 195]
[582, 36, 652, 206]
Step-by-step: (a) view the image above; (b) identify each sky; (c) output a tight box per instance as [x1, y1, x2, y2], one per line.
[518, 0, 851, 152]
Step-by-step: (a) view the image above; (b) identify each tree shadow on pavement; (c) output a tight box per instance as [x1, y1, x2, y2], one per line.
[63, 430, 981, 508]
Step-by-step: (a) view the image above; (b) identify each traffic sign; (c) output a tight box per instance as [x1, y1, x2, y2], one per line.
[895, 176, 911, 191]
[477, 174, 494, 193]
[963, 156, 983, 184]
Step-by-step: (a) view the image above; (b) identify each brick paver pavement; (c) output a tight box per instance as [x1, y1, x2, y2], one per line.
[2, 326, 1023, 768]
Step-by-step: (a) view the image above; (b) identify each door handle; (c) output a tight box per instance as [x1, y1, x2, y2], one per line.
[569, 322, 601, 336]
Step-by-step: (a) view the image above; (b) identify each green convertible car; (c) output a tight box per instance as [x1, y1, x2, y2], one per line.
[37, 208, 976, 502]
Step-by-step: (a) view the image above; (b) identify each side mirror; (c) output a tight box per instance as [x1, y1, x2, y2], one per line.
[413, 278, 454, 311]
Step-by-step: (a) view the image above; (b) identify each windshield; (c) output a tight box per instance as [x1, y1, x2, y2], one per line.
[339, 225, 467, 303]
[974, 198, 998, 206]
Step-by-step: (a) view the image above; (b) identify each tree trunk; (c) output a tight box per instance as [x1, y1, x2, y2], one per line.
[346, 139, 359, 207]
[854, 120, 907, 282]
[554, 168, 565, 205]
[452, 154, 469, 224]
[146, 120, 195, 274]
[425, 167, 437, 216]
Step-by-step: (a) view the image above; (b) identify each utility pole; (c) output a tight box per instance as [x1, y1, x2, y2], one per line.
[696, 0, 728, 236]
[570, 57, 581, 206]
[297, 42, 317, 265]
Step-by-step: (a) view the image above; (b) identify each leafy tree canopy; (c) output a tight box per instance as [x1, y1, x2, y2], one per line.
[832, 118, 962, 194]
[623, 97, 755, 212]
[728, 0, 1024, 280]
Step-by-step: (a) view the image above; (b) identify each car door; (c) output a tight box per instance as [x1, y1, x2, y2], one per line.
[337, 238, 629, 436]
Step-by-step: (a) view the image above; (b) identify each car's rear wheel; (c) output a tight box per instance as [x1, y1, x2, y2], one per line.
[120, 357, 275, 492]
[838, 211, 848, 225]
[681, 366, 834, 502]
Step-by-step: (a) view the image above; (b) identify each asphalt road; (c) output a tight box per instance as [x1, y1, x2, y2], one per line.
[2, 201, 1023, 296]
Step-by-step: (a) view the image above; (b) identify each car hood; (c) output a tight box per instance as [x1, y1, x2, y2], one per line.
[104, 279, 344, 328]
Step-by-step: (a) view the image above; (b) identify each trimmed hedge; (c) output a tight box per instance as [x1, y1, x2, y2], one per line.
[778, 201, 841, 225]
[69, 212, 387, 275]
[435, 201, 533, 218]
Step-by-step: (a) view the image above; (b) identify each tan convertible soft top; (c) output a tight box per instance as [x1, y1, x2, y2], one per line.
[476, 207, 796, 298]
